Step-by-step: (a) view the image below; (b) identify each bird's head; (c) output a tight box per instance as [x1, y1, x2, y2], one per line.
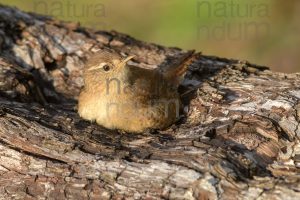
[83, 50, 135, 89]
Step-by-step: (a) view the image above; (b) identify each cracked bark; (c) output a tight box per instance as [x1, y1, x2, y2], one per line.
[0, 5, 300, 200]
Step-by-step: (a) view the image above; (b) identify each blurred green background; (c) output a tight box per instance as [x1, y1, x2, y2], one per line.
[1, 0, 300, 72]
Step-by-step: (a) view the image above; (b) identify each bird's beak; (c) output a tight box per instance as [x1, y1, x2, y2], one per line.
[119, 55, 135, 68]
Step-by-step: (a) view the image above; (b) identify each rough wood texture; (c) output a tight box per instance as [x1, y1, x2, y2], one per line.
[0, 5, 300, 200]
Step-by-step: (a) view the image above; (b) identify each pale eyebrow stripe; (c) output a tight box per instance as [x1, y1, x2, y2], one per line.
[87, 62, 108, 71]
[98, 62, 108, 68]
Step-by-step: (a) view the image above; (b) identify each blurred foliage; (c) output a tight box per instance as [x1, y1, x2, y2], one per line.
[1, 0, 299, 72]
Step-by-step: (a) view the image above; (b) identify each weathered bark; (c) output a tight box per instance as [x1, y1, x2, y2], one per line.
[0, 5, 300, 200]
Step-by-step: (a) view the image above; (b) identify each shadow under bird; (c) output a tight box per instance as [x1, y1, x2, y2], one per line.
[78, 49, 196, 133]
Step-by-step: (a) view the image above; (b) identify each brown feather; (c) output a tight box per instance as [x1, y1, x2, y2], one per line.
[163, 50, 200, 86]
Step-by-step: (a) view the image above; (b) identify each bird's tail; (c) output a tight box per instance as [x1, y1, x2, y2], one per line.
[163, 50, 200, 86]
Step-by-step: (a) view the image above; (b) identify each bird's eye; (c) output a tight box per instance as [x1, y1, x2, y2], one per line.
[103, 65, 110, 71]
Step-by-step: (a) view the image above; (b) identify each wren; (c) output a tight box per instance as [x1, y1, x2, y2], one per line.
[78, 49, 195, 133]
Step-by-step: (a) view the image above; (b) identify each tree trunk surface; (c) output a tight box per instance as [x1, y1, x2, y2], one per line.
[0, 5, 300, 200]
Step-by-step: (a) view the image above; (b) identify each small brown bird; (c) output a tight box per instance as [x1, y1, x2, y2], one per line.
[78, 49, 195, 133]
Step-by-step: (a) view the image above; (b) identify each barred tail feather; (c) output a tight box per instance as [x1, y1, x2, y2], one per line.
[163, 50, 200, 86]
